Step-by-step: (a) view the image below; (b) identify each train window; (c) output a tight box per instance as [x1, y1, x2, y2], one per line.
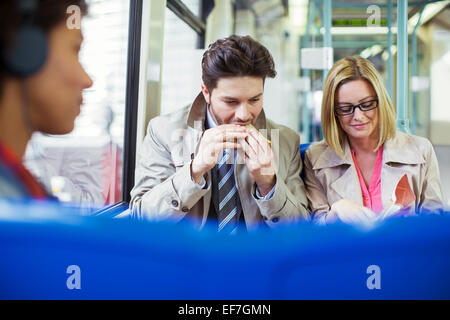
[161, 1, 203, 115]
[181, 0, 201, 15]
[24, 0, 130, 211]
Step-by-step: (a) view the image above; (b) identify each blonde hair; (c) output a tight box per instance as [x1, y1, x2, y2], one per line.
[321, 56, 396, 158]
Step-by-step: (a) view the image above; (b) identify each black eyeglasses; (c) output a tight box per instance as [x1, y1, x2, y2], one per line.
[334, 99, 379, 116]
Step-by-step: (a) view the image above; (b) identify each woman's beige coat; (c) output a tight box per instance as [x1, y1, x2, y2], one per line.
[304, 131, 443, 223]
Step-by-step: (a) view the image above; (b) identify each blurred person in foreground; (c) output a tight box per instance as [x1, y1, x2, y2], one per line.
[130, 35, 310, 232]
[0, 0, 93, 199]
[304, 56, 443, 225]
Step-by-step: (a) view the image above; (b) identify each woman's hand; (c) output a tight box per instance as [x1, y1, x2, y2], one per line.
[326, 199, 377, 225]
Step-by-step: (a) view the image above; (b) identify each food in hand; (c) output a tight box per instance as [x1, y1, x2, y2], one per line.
[245, 123, 272, 146]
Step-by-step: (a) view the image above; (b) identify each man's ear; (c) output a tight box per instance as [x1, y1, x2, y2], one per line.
[201, 82, 210, 104]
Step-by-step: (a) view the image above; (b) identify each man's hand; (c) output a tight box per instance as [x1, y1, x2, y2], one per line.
[327, 199, 377, 225]
[191, 124, 247, 184]
[238, 126, 276, 197]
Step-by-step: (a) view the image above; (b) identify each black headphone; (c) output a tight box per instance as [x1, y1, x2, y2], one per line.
[1, 0, 48, 78]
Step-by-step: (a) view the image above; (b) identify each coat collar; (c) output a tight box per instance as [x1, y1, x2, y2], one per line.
[310, 138, 362, 203]
[187, 93, 208, 130]
[186, 92, 268, 131]
[313, 130, 425, 170]
[313, 138, 352, 170]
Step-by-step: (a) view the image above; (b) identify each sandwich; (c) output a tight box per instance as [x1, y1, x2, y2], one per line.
[245, 123, 272, 147]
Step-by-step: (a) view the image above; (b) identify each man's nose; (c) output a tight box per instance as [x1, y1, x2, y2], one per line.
[235, 103, 251, 122]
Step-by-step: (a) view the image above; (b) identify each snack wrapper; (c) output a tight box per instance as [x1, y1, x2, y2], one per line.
[379, 174, 416, 220]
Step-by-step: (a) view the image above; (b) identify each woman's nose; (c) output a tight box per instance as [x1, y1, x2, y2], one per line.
[352, 106, 366, 120]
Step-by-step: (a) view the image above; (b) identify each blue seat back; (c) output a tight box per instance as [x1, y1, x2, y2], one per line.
[299, 143, 311, 161]
[0, 199, 449, 299]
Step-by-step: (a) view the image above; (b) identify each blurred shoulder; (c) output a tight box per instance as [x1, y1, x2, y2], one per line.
[304, 140, 329, 162]
[266, 119, 300, 151]
[390, 130, 434, 153]
[266, 119, 299, 140]
[148, 105, 191, 131]
[385, 131, 435, 164]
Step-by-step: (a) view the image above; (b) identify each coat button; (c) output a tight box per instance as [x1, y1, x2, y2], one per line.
[271, 217, 279, 223]
[182, 206, 189, 212]
[171, 200, 179, 207]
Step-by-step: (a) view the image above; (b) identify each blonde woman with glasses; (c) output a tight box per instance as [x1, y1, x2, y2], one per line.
[304, 56, 443, 225]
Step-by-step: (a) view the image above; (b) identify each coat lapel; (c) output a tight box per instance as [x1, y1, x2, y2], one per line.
[185, 92, 215, 226]
[315, 138, 364, 205]
[330, 165, 364, 205]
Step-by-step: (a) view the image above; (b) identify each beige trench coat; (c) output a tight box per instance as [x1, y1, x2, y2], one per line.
[304, 131, 443, 223]
[130, 93, 310, 230]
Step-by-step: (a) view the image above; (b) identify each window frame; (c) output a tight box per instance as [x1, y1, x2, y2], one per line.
[100, 0, 208, 213]
[122, 0, 143, 204]
[121, 0, 207, 206]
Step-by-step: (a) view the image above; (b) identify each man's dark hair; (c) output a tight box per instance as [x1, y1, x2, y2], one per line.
[0, 0, 88, 92]
[201, 35, 277, 92]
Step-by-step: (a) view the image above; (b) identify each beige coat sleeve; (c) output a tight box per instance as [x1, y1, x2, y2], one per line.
[418, 140, 443, 213]
[129, 119, 209, 221]
[303, 148, 330, 224]
[251, 132, 310, 224]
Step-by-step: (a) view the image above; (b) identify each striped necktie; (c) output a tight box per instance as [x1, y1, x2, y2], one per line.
[216, 149, 239, 233]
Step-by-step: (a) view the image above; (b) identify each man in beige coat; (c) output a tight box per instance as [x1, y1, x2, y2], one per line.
[130, 35, 309, 231]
